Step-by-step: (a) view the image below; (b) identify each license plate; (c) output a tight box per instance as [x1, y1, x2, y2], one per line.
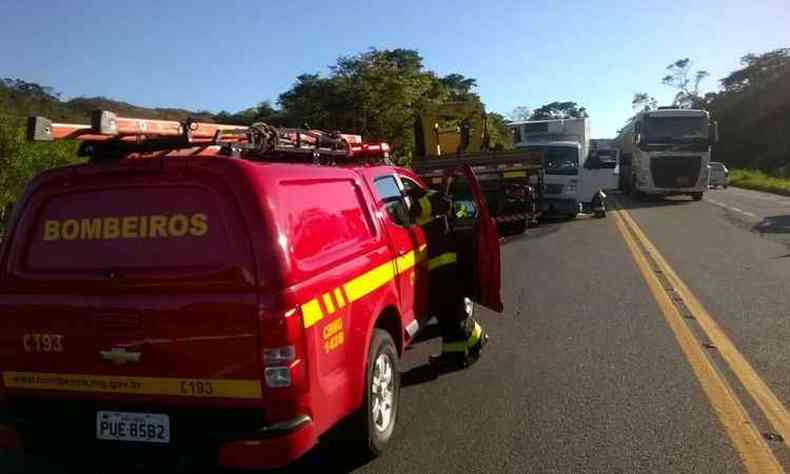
[96, 411, 170, 443]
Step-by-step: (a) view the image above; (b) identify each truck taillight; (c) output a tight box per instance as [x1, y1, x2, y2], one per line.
[261, 306, 306, 390]
[264, 345, 296, 366]
[265, 366, 293, 388]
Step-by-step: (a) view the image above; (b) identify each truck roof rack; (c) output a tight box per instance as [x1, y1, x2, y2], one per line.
[27, 110, 390, 164]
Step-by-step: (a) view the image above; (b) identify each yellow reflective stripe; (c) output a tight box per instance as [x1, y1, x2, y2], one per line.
[344, 260, 396, 303]
[302, 298, 324, 328]
[334, 288, 346, 308]
[467, 322, 482, 348]
[323, 293, 336, 314]
[396, 250, 416, 273]
[303, 248, 423, 329]
[428, 252, 457, 271]
[2, 371, 262, 399]
[504, 170, 527, 178]
[415, 196, 433, 226]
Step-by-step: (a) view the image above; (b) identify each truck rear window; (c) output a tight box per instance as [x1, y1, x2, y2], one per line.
[23, 186, 236, 272]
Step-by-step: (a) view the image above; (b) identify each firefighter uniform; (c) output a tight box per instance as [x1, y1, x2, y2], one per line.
[413, 190, 487, 368]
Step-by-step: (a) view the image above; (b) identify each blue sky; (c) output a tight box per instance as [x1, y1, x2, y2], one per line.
[2, 0, 789, 137]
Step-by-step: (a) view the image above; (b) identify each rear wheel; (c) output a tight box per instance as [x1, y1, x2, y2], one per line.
[692, 192, 703, 201]
[352, 328, 400, 457]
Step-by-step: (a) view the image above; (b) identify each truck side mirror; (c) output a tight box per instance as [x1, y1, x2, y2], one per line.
[710, 121, 719, 143]
[633, 133, 641, 146]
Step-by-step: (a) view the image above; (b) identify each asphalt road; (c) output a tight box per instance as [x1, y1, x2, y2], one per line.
[3, 186, 789, 473]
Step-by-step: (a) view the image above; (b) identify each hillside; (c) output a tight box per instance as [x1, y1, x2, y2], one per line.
[0, 78, 217, 123]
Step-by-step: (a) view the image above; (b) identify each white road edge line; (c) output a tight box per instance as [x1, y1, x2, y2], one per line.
[703, 198, 759, 220]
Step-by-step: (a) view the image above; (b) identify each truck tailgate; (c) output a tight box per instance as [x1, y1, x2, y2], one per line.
[0, 164, 263, 404]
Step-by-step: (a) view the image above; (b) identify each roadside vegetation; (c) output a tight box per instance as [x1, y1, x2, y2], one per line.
[729, 169, 790, 196]
[2, 45, 790, 231]
[633, 48, 790, 176]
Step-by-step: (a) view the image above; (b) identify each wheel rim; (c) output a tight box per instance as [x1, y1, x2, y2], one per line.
[371, 352, 395, 432]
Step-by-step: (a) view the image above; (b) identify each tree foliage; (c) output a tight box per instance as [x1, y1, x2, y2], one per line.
[661, 58, 709, 108]
[705, 48, 790, 173]
[277, 48, 482, 156]
[632, 92, 657, 111]
[0, 115, 80, 233]
[529, 101, 588, 120]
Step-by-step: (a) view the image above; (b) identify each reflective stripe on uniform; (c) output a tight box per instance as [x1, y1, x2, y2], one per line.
[467, 321, 482, 348]
[415, 195, 433, 226]
[428, 252, 457, 271]
[441, 321, 483, 353]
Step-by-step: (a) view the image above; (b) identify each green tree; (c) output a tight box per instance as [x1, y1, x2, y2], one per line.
[530, 101, 588, 120]
[632, 92, 658, 111]
[0, 115, 80, 233]
[278, 48, 483, 157]
[661, 58, 709, 108]
[485, 112, 513, 150]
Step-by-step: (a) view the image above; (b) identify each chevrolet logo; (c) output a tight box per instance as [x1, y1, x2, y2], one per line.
[99, 347, 141, 365]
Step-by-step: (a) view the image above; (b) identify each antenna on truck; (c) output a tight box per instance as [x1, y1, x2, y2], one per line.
[27, 110, 391, 164]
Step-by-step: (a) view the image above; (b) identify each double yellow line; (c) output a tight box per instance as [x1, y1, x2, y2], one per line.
[612, 202, 789, 474]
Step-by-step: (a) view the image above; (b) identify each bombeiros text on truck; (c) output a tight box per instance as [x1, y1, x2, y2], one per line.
[0, 110, 503, 470]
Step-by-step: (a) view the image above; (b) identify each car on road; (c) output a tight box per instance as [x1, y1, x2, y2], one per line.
[708, 161, 729, 188]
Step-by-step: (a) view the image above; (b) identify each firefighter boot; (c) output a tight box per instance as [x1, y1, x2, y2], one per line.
[466, 320, 488, 362]
[430, 319, 488, 371]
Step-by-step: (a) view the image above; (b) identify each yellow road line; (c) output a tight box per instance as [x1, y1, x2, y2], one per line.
[617, 204, 790, 453]
[611, 207, 783, 474]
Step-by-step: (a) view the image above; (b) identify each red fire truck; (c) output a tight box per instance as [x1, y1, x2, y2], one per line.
[0, 111, 501, 470]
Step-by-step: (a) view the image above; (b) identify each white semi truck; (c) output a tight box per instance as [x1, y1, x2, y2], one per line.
[613, 108, 718, 200]
[508, 118, 618, 218]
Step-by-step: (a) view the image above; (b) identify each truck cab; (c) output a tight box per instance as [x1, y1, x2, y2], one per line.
[614, 108, 718, 200]
[0, 112, 502, 470]
[509, 118, 617, 218]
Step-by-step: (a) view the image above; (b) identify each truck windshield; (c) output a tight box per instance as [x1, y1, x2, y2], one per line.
[643, 116, 707, 143]
[543, 146, 579, 175]
[595, 150, 618, 168]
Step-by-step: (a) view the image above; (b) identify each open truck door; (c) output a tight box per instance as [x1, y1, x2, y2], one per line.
[442, 164, 503, 313]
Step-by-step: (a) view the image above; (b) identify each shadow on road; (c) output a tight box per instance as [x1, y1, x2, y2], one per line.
[753, 215, 790, 235]
[615, 193, 697, 210]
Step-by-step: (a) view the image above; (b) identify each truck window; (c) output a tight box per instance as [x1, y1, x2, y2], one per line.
[374, 176, 412, 227]
[543, 146, 579, 175]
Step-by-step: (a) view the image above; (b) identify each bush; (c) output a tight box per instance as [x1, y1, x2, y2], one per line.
[729, 169, 790, 196]
[0, 115, 81, 234]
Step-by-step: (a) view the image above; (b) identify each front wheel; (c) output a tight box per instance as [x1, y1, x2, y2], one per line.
[692, 192, 703, 201]
[353, 328, 400, 457]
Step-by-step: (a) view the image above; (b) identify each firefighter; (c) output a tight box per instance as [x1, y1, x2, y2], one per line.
[409, 187, 488, 369]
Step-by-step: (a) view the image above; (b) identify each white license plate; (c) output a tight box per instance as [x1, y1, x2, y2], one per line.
[96, 411, 170, 443]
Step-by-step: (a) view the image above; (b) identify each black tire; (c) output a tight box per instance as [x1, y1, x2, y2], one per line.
[352, 328, 400, 457]
[512, 220, 527, 234]
[692, 192, 703, 201]
[724, 184, 728, 189]
[594, 209, 606, 218]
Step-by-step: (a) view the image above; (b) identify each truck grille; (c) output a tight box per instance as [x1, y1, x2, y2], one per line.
[544, 183, 563, 194]
[650, 156, 701, 188]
